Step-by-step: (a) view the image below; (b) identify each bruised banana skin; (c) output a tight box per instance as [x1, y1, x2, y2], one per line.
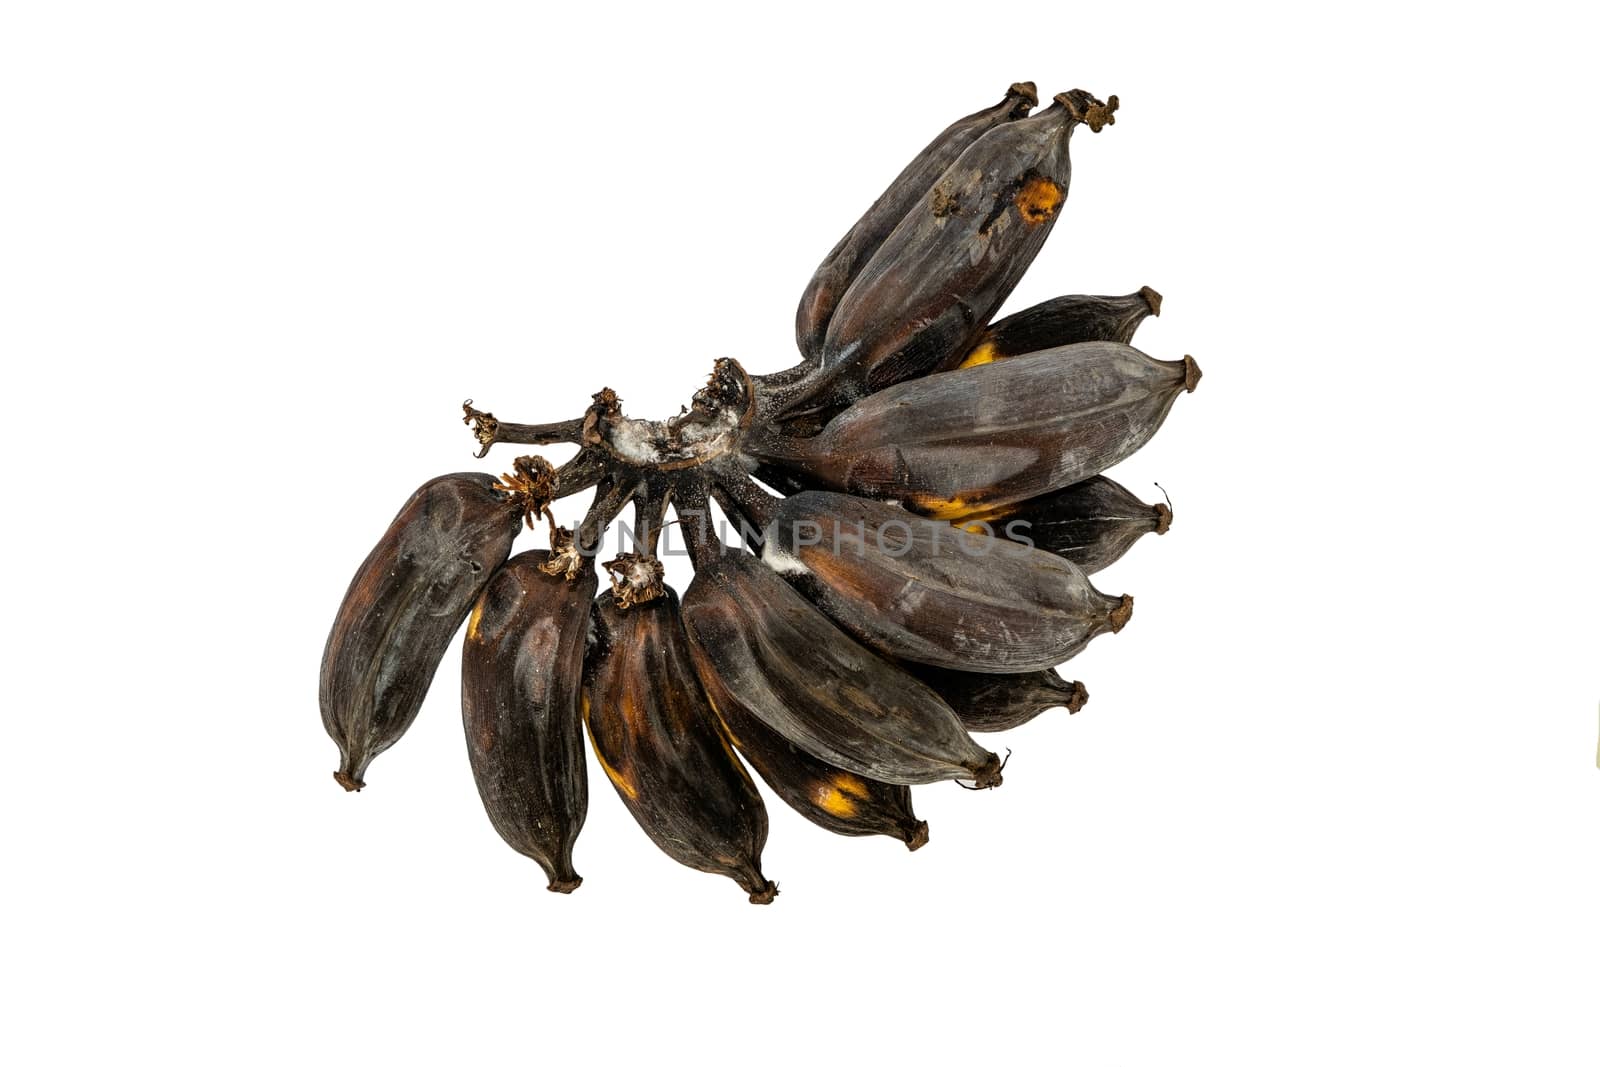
[910, 665, 1088, 733]
[953, 475, 1172, 575]
[681, 549, 1002, 787]
[461, 551, 594, 892]
[755, 341, 1198, 518]
[710, 700, 927, 848]
[776, 90, 1117, 419]
[792, 81, 1038, 365]
[957, 287, 1162, 369]
[320, 473, 522, 791]
[764, 491, 1131, 674]
[584, 590, 778, 904]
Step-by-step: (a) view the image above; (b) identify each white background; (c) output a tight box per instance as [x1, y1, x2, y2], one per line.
[3, 2, 1596, 1063]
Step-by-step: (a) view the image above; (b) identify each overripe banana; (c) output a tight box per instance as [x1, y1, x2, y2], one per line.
[585, 587, 778, 903]
[320, 468, 540, 790]
[751, 342, 1198, 518]
[957, 287, 1162, 368]
[461, 550, 594, 892]
[792, 82, 1038, 365]
[771, 90, 1119, 421]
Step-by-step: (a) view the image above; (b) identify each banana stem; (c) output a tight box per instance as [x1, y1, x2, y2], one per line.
[577, 477, 636, 555]
[672, 480, 720, 569]
[737, 418, 810, 465]
[463, 401, 584, 457]
[551, 449, 606, 501]
[751, 358, 815, 391]
[706, 482, 762, 554]
[630, 485, 672, 557]
[709, 459, 778, 531]
[495, 418, 585, 446]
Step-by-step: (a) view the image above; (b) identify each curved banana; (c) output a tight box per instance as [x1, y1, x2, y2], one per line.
[773, 90, 1117, 420]
[461, 550, 593, 892]
[585, 588, 778, 904]
[320, 473, 524, 791]
[752, 341, 1198, 518]
[681, 549, 1002, 787]
[958, 287, 1161, 368]
[952, 474, 1171, 574]
[711, 690, 927, 849]
[793, 82, 1038, 364]
[911, 665, 1088, 732]
[761, 490, 1130, 673]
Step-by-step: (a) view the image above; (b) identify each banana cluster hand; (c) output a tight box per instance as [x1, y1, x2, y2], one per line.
[320, 83, 1198, 901]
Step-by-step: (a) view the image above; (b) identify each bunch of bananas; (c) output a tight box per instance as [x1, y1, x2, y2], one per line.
[320, 83, 1199, 902]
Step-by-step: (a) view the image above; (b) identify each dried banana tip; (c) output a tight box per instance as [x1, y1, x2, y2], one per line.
[1139, 285, 1163, 316]
[1108, 594, 1135, 633]
[1153, 502, 1173, 535]
[747, 881, 779, 905]
[1054, 90, 1119, 132]
[1007, 81, 1039, 109]
[1183, 354, 1202, 393]
[969, 753, 1005, 789]
[546, 875, 583, 894]
[904, 820, 931, 852]
[332, 770, 364, 792]
[1066, 680, 1090, 714]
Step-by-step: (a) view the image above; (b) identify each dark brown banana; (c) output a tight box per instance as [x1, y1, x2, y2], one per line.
[758, 490, 1130, 673]
[792, 82, 1038, 364]
[750, 341, 1198, 518]
[320, 471, 529, 791]
[679, 544, 1003, 787]
[461, 550, 593, 892]
[952, 475, 1172, 574]
[711, 699, 928, 848]
[772, 90, 1118, 421]
[584, 588, 778, 904]
[956, 287, 1161, 368]
[911, 665, 1088, 733]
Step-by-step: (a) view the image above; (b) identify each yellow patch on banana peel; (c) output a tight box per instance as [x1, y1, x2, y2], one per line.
[815, 785, 859, 818]
[814, 773, 870, 817]
[913, 495, 981, 520]
[1015, 176, 1063, 224]
[952, 501, 1015, 531]
[583, 696, 640, 801]
[959, 346, 999, 369]
[923, 496, 1019, 526]
[466, 600, 485, 642]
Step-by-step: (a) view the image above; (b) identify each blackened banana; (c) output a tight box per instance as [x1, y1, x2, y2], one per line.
[957, 287, 1161, 368]
[461, 550, 593, 892]
[775, 90, 1118, 419]
[911, 665, 1088, 733]
[680, 549, 1002, 787]
[793, 82, 1038, 363]
[712, 700, 927, 849]
[953, 475, 1172, 575]
[762, 491, 1130, 673]
[320, 473, 523, 791]
[750, 341, 1198, 518]
[585, 588, 778, 904]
